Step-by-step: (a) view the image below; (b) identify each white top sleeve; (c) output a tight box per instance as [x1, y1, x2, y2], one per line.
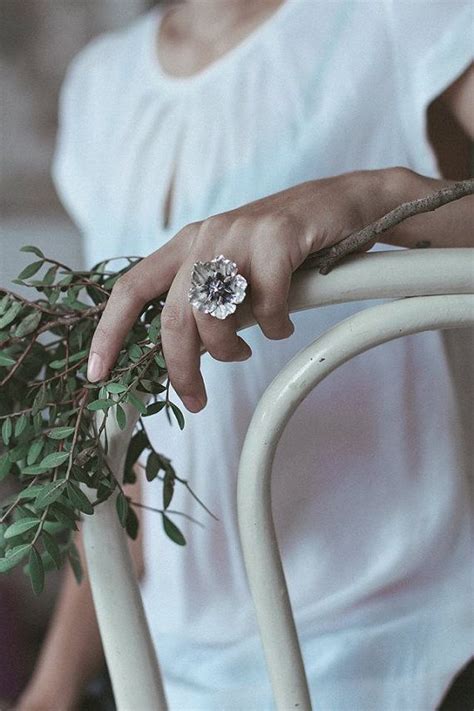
[386, 0, 473, 169]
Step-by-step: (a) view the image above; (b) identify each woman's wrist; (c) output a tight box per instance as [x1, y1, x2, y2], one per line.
[355, 167, 468, 249]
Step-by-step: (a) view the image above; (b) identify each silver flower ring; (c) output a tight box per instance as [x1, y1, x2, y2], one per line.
[188, 254, 248, 320]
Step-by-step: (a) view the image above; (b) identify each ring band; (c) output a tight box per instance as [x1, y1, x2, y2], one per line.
[188, 254, 248, 320]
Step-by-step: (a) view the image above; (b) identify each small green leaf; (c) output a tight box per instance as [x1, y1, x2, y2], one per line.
[128, 344, 142, 361]
[144, 401, 166, 417]
[148, 315, 161, 343]
[0, 301, 22, 329]
[125, 506, 139, 540]
[28, 547, 45, 595]
[0, 353, 16, 367]
[162, 514, 186, 546]
[42, 531, 62, 569]
[106, 382, 128, 394]
[116, 492, 129, 527]
[2, 417, 12, 446]
[115, 404, 127, 430]
[0, 544, 31, 572]
[42, 265, 57, 286]
[50, 502, 78, 530]
[21, 464, 49, 476]
[49, 348, 88, 370]
[124, 430, 149, 481]
[35, 479, 67, 509]
[154, 353, 166, 369]
[87, 399, 114, 411]
[14, 414, 29, 438]
[98, 385, 108, 400]
[48, 427, 75, 440]
[32, 386, 47, 416]
[66, 482, 94, 515]
[17, 261, 44, 280]
[139, 379, 166, 395]
[163, 473, 175, 510]
[4, 517, 39, 539]
[16, 310, 42, 337]
[126, 392, 147, 416]
[27, 439, 44, 466]
[20, 245, 45, 258]
[146, 451, 161, 482]
[40, 451, 70, 469]
[13, 485, 45, 501]
[169, 402, 185, 430]
[9, 442, 29, 462]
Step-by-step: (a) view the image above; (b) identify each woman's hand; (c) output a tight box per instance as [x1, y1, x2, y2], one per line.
[87, 170, 394, 412]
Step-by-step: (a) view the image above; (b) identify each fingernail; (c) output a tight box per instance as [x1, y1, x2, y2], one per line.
[87, 352, 105, 382]
[182, 395, 205, 412]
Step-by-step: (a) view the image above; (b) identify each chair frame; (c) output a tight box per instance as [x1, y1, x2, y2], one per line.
[81, 249, 474, 710]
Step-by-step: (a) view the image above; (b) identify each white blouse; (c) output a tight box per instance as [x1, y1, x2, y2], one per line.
[53, 1, 473, 709]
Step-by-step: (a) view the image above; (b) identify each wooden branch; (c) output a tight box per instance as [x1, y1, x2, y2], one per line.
[302, 178, 474, 274]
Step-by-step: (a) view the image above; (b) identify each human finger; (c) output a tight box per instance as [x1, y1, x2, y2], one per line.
[249, 250, 294, 340]
[87, 233, 187, 382]
[193, 308, 252, 363]
[160, 267, 207, 412]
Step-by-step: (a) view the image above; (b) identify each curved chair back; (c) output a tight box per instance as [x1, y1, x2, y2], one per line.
[82, 249, 474, 710]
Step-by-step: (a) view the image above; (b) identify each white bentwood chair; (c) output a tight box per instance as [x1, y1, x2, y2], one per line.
[82, 248, 474, 710]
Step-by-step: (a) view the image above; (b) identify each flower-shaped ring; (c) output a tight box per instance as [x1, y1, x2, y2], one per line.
[188, 255, 248, 320]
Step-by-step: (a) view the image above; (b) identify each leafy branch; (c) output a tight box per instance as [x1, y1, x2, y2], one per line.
[0, 247, 208, 594]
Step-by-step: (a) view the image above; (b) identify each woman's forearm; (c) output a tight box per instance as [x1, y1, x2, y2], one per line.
[16, 532, 105, 711]
[16, 477, 144, 711]
[373, 167, 473, 249]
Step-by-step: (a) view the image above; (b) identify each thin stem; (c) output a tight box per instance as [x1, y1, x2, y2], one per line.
[65, 390, 89, 481]
[0, 288, 59, 316]
[130, 500, 205, 528]
[0, 335, 37, 387]
[0, 476, 39, 524]
[0, 399, 76, 420]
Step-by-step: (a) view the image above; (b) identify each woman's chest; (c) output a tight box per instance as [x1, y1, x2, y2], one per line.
[91, 3, 403, 254]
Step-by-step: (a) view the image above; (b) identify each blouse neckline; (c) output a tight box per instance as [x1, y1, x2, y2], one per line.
[145, 0, 297, 91]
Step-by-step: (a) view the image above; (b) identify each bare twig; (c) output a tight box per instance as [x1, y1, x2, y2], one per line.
[65, 390, 89, 481]
[130, 500, 205, 528]
[0, 476, 39, 524]
[303, 178, 474, 274]
[0, 288, 59, 316]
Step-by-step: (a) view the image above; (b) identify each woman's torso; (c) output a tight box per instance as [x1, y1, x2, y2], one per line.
[53, 2, 473, 708]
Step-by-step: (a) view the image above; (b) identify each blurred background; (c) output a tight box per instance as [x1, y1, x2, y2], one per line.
[0, 1, 471, 709]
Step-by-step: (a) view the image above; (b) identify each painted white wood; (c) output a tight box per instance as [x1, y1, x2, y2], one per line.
[82, 402, 168, 711]
[237, 294, 474, 710]
[81, 248, 473, 709]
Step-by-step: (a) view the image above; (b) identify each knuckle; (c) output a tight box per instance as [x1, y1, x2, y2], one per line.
[261, 213, 294, 234]
[177, 222, 200, 242]
[112, 274, 141, 304]
[228, 215, 255, 235]
[200, 214, 233, 236]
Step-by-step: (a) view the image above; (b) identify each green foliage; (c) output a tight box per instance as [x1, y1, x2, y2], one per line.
[0, 249, 211, 593]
